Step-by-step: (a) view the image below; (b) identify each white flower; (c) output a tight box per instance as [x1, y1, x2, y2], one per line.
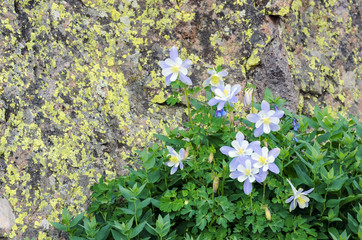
[165, 146, 185, 175]
[203, 69, 227, 90]
[286, 179, 314, 211]
[251, 146, 280, 174]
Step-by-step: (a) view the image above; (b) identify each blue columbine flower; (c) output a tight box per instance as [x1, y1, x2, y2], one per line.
[247, 100, 284, 137]
[251, 146, 280, 174]
[204, 69, 228, 90]
[215, 108, 227, 118]
[208, 84, 241, 110]
[286, 179, 314, 211]
[220, 132, 260, 171]
[159, 46, 192, 86]
[230, 159, 267, 195]
[244, 87, 253, 107]
[165, 146, 185, 175]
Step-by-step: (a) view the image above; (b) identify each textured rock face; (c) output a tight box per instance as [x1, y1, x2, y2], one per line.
[0, 198, 15, 235]
[0, 0, 360, 239]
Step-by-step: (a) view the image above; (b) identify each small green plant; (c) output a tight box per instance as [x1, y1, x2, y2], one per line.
[52, 47, 362, 239]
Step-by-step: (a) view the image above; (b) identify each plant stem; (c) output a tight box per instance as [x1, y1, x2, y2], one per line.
[184, 85, 194, 129]
[262, 181, 266, 205]
[250, 194, 253, 211]
[221, 165, 227, 196]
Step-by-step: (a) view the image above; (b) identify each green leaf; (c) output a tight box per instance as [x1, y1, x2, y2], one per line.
[328, 228, 340, 240]
[347, 213, 358, 234]
[50, 222, 68, 231]
[190, 98, 203, 109]
[111, 229, 127, 240]
[95, 225, 110, 240]
[264, 87, 274, 102]
[130, 221, 146, 238]
[70, 237, 87, 240]
[69, 211, 85, 228]
[326, 177, 348, 191]
[153, 134, 185, 146]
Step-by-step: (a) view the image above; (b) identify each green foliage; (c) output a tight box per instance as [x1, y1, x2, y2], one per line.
[52, 80, 361, 239]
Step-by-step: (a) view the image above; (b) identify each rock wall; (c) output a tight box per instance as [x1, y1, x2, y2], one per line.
[0, 0, 360, 239]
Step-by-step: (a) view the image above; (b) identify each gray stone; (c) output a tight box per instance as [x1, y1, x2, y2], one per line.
[0, 198, 15, 231]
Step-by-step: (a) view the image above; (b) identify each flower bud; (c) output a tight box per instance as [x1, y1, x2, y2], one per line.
[244, 87, 253, 106]
[208, 152, 214, 163]
[184, 147, 190, 159]
[213, 176, 219, 193]
[265, 206, 271, 221]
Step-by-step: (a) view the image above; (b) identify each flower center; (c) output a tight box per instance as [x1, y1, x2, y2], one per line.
[237, 148, 244, 155]
[259, 156, 267, 164]
[171, 65, 179, 73]
[210, 75, 220, 85]
[170, 156, 179, 164]
[245, 169, 251, 176]
[263, 117, 271, 124]
[223, 89, 229, 96]
[296, 196, 306, 205]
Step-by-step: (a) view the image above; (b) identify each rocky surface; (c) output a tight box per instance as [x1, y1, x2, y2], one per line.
[0, 0, 360, 239]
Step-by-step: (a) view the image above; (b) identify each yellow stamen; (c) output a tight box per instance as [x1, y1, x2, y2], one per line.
[297, 196, 306, 205]
[237, 148, 244, 155]
[169, 156, 179, 164]
[245, 169, 251, 175]
[223, 89, 229, 96]
[259, 156, 267, 164]
[171, 65, 179, 73]
[211, 75, 219, 85]
[263, 117, 271, 124]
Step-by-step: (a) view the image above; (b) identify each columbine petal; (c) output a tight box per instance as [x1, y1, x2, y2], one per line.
[162, 68, 173, 77]
[303, 188, 314, 195]
[263, 123, 271, 133]
[179, 149, 185, 159]
[230, 171, 243, 179]
[179, 73, 192, 85]
[159, 61, 170, 69]
[170, 166, 178, 175]
[170, 72, 178, 82]
[229, 157, 246, 171]
[286, 196, 294, 203]
[272, 110, 284, 118]
[269, 148, 280, 158]
[219, 70, 228, 77]
[220, 146, 235, 155]
[170, 47, 178, 61]
[179, 66, 188, 75]
[165, 58, 175, 66]
[243, 179, 253, 195]
[167, 146, 177, 156]
[268, 163, 280, 174]
[208, 98, 220, 106]
[165, 75, 172, 86]
[269, 123, 280, 131]
[261, 100, 270, 112]
[182, 59, 192, 68]
[255, 170, 267, 183]
[236, 132, 245, 143]
[289, 200, 297, 211]
[179, 161, 184, 170]
[254, 126, 264, 137]
[217, 101, 225, 110]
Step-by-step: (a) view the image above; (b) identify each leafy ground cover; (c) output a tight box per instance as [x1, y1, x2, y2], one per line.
[52, 47, 362, 240]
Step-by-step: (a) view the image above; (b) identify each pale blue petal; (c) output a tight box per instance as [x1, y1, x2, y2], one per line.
[247, 114, 260, 123]
[243, 179, 252, 195]
[229, 157, 246, 171]
[248, 141, 260, 151]
[254, 126, 264, 137]
[255, 170, 267, 183]
[167, 146, 177, 156]
[220, 146, 235, 155]
[303, 188, 314, 195]
[269, 148, 280, 158]
[286, 196, 294, 203]
[179, 73, 192, 85]
[236, 132, 245, 142]
[290, 200, 297, 211]
[159, 61, 170, 69]
[272, 110, 284, 118]
[261, 100, 270, 112]
[170, 47, 178, 61]
[179, 161, 184, 170]
[252, 145, 262, 156]
[208, 98, 220, 106]
[268, 163, 280, 174]
[182, 59, 192, 68]
[230, 170, 243, 179]
[270, 123, 280, 131]
[217, 101, 226, 110]
[165, 75, 172, 86]
[179, 148, 185, 159]
[219, 70, 228, 77]
[170, 166, 178, 175]
[229, 95, 238, 103]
